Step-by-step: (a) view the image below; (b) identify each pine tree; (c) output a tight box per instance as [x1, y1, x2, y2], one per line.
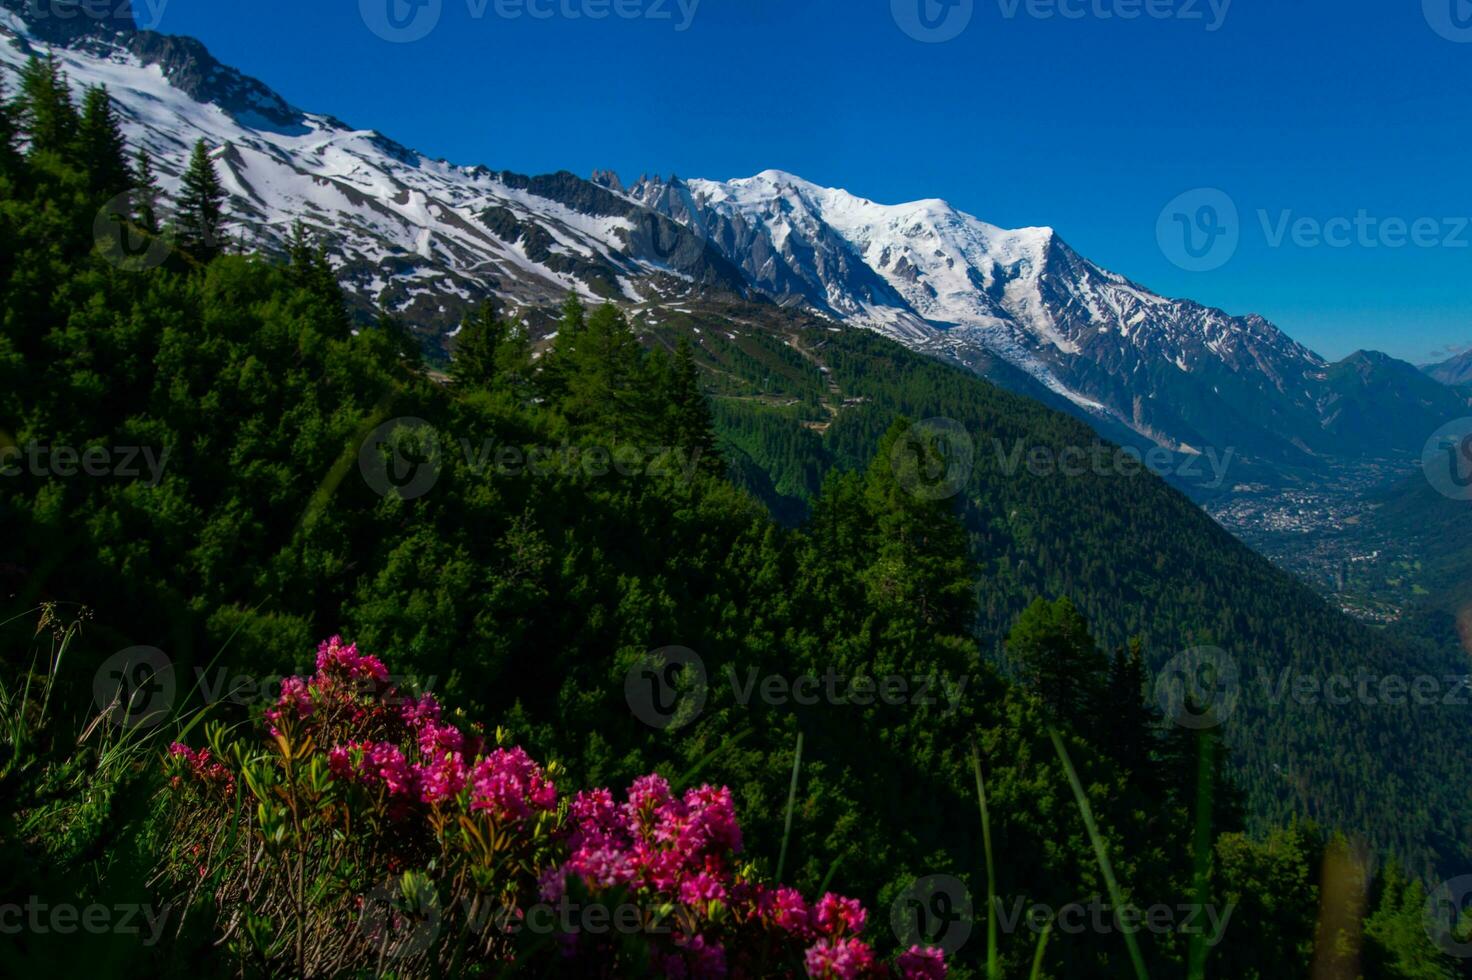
[284, 222, 351, 337]
[132, 148, 162, 234]
[535, 291, 586, 404]
[450, 301, 507, 389]
[76, 86, 130, 198]
[1005, 596, 1108, 721]
[664, 336, 721, 475]
[175, 139, 227, 262]
[561, 302, 648, 433]
[1099, 639, 1160, 782]
[17, 56, 79, 160]
[0, 77, 20, 179]
[859, 420, 976, 637]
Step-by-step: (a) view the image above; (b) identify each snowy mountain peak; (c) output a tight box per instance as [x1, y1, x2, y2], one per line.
[3, 5, 1437, 466]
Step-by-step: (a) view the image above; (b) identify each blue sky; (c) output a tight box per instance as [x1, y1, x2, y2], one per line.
[141, 0, 1471, 364]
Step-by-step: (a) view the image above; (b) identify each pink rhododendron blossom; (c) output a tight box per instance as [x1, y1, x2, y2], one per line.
[814, 893, 867, 937]
[804, 937, 877, 979]
[897, 945, 947, 980]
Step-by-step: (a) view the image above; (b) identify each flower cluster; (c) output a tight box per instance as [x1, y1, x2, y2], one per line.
[163, 639, 947, 979]
[166, 742, 235, 794]
[541, 773, 942, 979]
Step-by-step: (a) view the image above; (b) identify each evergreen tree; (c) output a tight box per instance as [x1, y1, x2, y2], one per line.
[0, 77, 20, 179]
[132, 148, 162, 234]
[1005, 596, 1107, 722]
[75, 86, 130, 198]
[17, 56, 79, 160]
[1100, 638, 1158, 778]
[861, 420, 975, 636]
[561, 302, 648, 433]
[175, 139, 227, 262]
[663, 336, 722, 475]
[284, 222, 351, 337]
[537, 291, 586, 402]
[450, 301, 508, 389]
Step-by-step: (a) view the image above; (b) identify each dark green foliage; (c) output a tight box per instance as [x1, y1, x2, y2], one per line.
[0, 126, 1465, 979]
[132, 148, 161, 234]
[75, 86, 129, 199]
[17, 56, 79, 160]
[1006, 596, 1107, 721]
[174, 138, 225, 261]
[449, 300, 529, 392]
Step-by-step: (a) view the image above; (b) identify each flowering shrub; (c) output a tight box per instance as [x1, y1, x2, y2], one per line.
[157, 638, 946, 978]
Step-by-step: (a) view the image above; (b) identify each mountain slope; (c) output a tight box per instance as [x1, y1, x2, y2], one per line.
[1424, 347, 1472, 386]
[0, 1, 747, 347]
[4, 3, 1460, 478]
[624, 171, 1464, 470]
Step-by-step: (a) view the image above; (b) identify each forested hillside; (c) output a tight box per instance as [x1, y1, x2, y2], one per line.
[1, 63, 1468, 978]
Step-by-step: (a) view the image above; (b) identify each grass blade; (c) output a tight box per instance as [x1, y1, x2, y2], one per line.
[1049, 728, 1148, 980]
[971, 740, 1000, 980]
[1029, 919, 1053, 980]
[776, 730, 804, 882]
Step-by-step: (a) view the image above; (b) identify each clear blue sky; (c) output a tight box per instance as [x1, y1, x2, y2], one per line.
[139, 0, 1472, 364]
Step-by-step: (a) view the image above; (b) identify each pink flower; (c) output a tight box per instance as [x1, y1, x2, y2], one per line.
[897, 946, 947, 980]
[417, 720, 464, 758]
[814, 893, 867, 937]
[416, 752, 467, 805]
[315, 635, 389, 684]
[469, 747, 557, 822]
[770, 886, 811, 936]
[803, 937, 876, 979]
[678, 872, 727, 907]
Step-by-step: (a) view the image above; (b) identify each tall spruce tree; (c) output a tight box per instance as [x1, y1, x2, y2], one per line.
[0, 77, 19, 179]
[175, 139, 226, 262]
[1005, 596, 1108, 722]
[560, 302, 648, 433]
[132, 148, 161, 233]
[663, 336, 722, 475]
[76, 86, 130, 198]
[17, 56, 79, 160]
[450, 301, 508, 389]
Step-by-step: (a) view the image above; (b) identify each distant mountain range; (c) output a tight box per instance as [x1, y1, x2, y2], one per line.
[1423, 348, 1472, 387]
[3, 0, 1466, 478]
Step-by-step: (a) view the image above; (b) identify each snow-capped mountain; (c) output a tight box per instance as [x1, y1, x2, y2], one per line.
[0, 1, 745, 344]
[2, 2, 1458, 469]
[621, 171, 1387, 465]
